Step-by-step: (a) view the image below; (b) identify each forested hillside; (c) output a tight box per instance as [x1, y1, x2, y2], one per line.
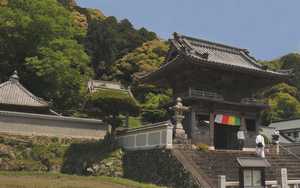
[260, 53, 300, 125]
[0, 0, 299, 126]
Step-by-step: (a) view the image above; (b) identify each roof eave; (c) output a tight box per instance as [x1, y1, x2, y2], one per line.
[186, 54, 291, 80]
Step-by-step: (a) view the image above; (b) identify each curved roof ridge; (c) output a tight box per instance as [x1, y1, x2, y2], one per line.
[14, 81, 48, 106]
[0, 76, 48, 107]
[239, 50, 263, 68]
[177, 33, 247, 53]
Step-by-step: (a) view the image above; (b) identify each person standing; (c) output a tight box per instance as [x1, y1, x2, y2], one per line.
[237, 130, 245, 150]
[272, 128, 280, 145]
[272, 128, 280, 155]
[256, 131, 265, 158]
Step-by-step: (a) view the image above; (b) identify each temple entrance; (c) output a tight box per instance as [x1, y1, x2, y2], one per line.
[214, 123, 240, 150]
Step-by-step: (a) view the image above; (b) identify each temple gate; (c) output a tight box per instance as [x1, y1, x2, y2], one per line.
[140, 33, 291, 150]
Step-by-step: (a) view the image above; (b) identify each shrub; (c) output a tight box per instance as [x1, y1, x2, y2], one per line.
[195, 144, 209, 152]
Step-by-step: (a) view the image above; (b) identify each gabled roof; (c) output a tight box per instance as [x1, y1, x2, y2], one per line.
[170, 33, 291, 77]
[0, 71, 48, 108]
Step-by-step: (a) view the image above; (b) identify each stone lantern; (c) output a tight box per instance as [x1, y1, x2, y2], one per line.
[170, 97, 189, 142]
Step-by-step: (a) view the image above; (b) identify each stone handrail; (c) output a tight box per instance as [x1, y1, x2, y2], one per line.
[218, 169, 300, 188]
[279, 144, 300, 160]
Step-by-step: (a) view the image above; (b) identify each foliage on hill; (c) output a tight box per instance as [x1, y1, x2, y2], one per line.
[3, 0, 300, 126]
[112, 40, 169, 85]
[259, 53, 300, 125]
[0, 0, 91, 114]
[110, 40, 171, 123]
[85, 17, 157, 80]
[0, 0, 162, 119]
[57, 0, 105, 29]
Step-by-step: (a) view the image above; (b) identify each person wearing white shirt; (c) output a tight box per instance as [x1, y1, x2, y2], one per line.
[256, 132, 265, 158]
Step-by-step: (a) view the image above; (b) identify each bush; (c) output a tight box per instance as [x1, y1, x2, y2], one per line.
[195, 144, 209, 152]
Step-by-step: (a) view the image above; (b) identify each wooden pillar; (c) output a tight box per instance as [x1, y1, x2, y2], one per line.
[209, 112, 215, 150]
[240, 115, 247, 132]
[255, 113, 262, 133]
[190, 109, 196, 141]
[239, 115, 247, 150]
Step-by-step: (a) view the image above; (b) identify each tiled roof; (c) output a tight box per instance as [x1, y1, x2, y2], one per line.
[0, 71, 48, 107]
[170, 33, 291, 77]
[269, 119, 300, 131]
[88, 80, 124, 93]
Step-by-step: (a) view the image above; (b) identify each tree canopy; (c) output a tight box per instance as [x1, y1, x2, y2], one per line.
[85, 17, 157, 80]
[112, 40, 169, 85]
[259, 54, 300, 125]
[0, 0, 90, 114]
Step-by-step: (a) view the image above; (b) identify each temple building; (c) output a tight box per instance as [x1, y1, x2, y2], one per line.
[0, 71, 53, 114]
[141, 33, 292, 150]
[0, 71, 106, 138]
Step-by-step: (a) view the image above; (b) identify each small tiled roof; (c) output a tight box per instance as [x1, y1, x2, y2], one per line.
[170, 33, 291, 77]
[269, 119, 300, 131]
[260, 126, 291, 144]
[0, 71, 48, 108]
[88, 80, 124, 93]
[237, 157, 271, 168]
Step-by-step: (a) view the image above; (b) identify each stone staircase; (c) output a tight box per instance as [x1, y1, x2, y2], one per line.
[173, 145, 300, 188]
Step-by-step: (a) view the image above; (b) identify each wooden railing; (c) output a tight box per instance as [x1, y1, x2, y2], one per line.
[177, 88, 224, 101]
[241, 97, 266, 105]
[218, 168, 300, 188]
[178, 88, 266, 105]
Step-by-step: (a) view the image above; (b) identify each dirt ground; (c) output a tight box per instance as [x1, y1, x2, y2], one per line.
[0, 175, 133, 188]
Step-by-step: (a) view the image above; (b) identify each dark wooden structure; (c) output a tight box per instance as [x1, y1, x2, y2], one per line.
[140, 33, 291, 150]
[0, 71, 52, 114]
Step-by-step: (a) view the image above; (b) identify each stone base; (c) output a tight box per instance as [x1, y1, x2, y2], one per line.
[208, 146, 215, 150]
[242, 148, 256, 152]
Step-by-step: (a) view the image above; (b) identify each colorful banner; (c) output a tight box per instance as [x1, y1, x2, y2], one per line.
[215, 114, 240, 126]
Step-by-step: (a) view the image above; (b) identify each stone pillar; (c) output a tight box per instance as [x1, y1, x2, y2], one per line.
[209, 112, 215, 150]
[217, 175, 226, 188]
[278, 168, 288, 188]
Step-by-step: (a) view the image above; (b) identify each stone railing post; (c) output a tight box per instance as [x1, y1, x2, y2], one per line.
[218, 175, 226, 188]
[278, 168, 288, 188]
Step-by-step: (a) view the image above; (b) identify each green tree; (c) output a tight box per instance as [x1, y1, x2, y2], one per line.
[25, 38, 92, 114]
[0, 0, 88, 112]
[261, 92, 300, 125]
[85, 17, 156, 79]
[260, 83, 300, 125]
[112, 40, 169, 85]
[86, 89, 139, 138]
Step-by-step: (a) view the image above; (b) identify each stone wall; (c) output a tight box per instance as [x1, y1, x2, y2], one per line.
[123, 149, 199, 188]
[0, 111, 106, 139]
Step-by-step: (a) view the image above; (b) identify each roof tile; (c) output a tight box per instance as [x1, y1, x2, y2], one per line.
[0, 72, 48, 107]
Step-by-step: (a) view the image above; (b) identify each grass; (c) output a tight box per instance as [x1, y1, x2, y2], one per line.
[0, 171, 164, 188]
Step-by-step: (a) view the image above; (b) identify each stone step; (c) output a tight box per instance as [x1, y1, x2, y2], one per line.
[174, 146, 300, 188]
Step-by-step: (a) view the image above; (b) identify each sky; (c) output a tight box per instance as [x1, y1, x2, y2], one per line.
[76, 0, 300, 61]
